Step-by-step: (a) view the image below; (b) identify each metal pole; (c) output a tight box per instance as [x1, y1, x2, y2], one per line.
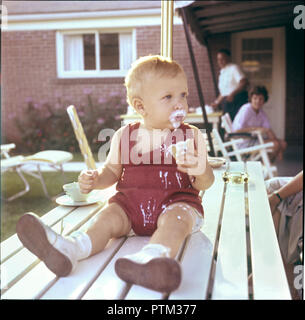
[205, 37, 219, 97]
[180, 8, 215, 156]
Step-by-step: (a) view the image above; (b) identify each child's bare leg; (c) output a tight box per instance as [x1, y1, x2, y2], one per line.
[269, 139, 287, 161]
[270, 139, 280, 161]
[278, 140, 287, 161]
[115, 202, 198, 292]
[149, 202, 195, 258]
[86, 203, 131, 256]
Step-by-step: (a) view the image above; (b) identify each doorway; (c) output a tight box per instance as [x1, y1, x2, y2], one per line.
[232, 27, 286, 139]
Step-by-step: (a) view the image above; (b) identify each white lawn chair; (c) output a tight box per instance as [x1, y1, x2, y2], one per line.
[221, 113, 277, 176]
[1, 144, 73, 201]
[221, 112, 273, 152]
[208, 129, 277, 179]
[66, 105, 96, 170]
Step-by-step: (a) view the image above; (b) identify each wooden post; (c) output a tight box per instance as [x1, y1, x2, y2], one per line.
[180, 7, 215, 156]
[161, 0, 174, 59]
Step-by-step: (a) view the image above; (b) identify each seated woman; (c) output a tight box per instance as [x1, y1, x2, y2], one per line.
[232, 85, 287, 161]
[266, 171, 303, 299]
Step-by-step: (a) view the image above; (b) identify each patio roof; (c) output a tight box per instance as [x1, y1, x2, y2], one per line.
[174, 0, 303, 155]
[179, 1, 303, 45]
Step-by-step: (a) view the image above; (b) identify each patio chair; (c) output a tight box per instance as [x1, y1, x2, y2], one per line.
[221, 113, 277, 173]
[221, 112, 274, 153]
[66, 105, 96, 170]
[208, 128, 277, 179]
[1, 144, 73, 201]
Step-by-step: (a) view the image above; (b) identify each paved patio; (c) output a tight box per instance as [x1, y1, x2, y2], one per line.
[275, 145, 303, 177]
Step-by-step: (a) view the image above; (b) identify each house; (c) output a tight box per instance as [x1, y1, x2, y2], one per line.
[2, 1, 304, 150]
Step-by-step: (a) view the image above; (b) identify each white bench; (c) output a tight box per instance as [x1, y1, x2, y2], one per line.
[0, 162, 291, 300]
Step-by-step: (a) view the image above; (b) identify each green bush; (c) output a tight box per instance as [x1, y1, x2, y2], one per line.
[14, 93, 128, 154]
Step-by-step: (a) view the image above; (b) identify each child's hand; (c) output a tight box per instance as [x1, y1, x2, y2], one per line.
[78, 169, 99, 193]
[176, 139, 206, 176]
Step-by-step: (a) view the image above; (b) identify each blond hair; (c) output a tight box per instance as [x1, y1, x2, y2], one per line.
[125, 55, 185, 106]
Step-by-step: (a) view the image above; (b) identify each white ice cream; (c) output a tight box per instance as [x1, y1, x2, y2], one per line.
[169, 110, 187, 129]
[168, 139, 192, 160]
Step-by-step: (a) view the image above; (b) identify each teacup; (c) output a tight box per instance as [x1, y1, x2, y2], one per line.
[63, 182, 89, 202]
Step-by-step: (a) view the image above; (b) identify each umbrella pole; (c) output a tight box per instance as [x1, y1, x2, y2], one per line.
[179, 7, 215, 156]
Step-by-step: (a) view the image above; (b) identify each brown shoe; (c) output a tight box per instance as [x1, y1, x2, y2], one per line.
[16, 212, 76, 277]
[115, 256, 181, 293]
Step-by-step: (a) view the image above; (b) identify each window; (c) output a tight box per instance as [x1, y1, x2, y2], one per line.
[57, 30, 135, 78]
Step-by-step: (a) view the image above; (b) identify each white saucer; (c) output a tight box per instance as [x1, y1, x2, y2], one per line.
[56, 190, 104, 206]
[208, 157, 226, 168]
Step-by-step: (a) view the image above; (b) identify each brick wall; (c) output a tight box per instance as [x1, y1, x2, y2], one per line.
[136, 25, 217, 108]
[2, 30, 59, 142]
[173, 25, 216, 108]
[1, 25, 217, 144]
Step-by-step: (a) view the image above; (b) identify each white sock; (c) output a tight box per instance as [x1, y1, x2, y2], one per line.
[69, 231, 92, 261]
[124, 243, 171, 264]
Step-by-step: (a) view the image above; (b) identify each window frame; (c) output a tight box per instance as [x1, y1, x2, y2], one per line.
[56, 28, 136, 78]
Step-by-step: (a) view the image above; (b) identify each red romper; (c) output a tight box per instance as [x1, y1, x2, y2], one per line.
[108, 122, 204, 236]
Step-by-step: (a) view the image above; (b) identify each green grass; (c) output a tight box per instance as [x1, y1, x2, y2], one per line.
[1, 170, 79, 241]
[0, 152, 100, 242]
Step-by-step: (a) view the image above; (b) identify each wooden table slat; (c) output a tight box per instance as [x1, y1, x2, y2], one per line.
[1, 162, 292, 300]
[1, 203, 103, 294]
[1, 206, 75, 263]
[2, 206, 108, 299]
[82, 236, 151, 300]
[2, 259, 59, 299]
[169, 232, 214, 299]
[40, 238, 126, 300]
[212, 162, 248, 299]
[246, 162, 291, 299]
[125, 235, 190, 300]
[201, 170, 225, 245]
[125, 281, 166, 300]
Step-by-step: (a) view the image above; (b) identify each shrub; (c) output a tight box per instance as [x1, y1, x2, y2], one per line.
[14, 93, 128, 154]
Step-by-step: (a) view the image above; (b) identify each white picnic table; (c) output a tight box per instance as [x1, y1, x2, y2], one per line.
[0, 161, 291, 300]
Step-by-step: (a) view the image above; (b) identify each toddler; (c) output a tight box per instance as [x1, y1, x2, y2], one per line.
[16, 55, 214, 293]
